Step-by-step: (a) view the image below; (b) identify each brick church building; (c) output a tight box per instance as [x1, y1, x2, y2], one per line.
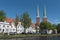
[36, 4, 47, 26]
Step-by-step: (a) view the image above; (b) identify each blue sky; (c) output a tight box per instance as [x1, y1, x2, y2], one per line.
[0, 0, 60, 24]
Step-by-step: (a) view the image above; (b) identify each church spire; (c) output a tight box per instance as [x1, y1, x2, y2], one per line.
[43, 2, 47, 22]
[43, 4, 47, 18]
[36, 5, 40, 26]
[36, 5, 40, 18]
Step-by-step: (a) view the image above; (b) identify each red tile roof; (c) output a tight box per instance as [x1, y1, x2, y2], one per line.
[31, 23, 35, 27]
[5, 18, 13, 23]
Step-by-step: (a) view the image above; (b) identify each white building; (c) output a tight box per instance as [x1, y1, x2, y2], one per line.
[28, 26, 36, 33]
[0, 22, 4, 33]
[17, 22, 24, 34]
[47, 30, 53, 34]
[25, 22, 36, 34]
[0, 21, 25, 35]
[0, 22, 16, 35]
[25, 26, 36, 34]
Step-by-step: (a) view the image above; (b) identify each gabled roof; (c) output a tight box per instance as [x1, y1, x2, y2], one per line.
[30, 22, 35, 27]
[5, 18, 13, 23]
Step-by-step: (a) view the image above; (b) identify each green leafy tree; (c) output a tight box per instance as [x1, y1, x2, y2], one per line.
[40, 22, 56, 31]
[0, 10, 6, 22]
[15, 14, 19, 26]
[51, 24, 56, 30]
[15, 14, 20, 34]
[40, 22, 52, 30]
[57, 23, 60, 33]
[20, 12, 31, 28]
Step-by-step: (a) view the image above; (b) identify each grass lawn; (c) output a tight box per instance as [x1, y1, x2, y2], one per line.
[0, 34, 60, 39]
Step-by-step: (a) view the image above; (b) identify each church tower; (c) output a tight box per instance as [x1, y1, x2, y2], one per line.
[36, 5, 40, 26]
[43, 4, 47, 22]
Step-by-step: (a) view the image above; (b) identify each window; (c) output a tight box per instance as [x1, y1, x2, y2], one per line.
[6, 29, 8, 31]
[0, 25, 1, 28]
[13, 29, 15, 31]
[17, 30, 19, 31]
[0, 29, 1, 31]
[3, 25, 5, 27]
[7, 26, 9, 27]
[10, 29, 12, 31]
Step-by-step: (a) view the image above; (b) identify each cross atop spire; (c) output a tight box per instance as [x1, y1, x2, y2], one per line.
[36, 5, 40, 18]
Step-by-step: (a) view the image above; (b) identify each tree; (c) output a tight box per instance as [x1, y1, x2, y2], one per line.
[40, 22, 56, 31]
[15, 14, 19, 26]
[57, 23, 60, 33]
[0, 10, 6, 21]
[51, 24, 56, 30]
[14, 14, 20, 34]
[20, 12, 31, 28]
[40, 22, 52, 30]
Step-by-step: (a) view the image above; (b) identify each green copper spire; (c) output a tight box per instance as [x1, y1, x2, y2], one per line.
[43, 4, 47, 18]
[36, 5, 40, 17]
